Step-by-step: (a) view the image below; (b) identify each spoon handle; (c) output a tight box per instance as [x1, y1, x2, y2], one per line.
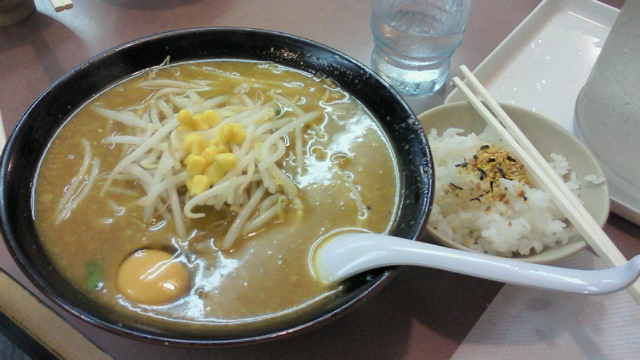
[314, 233, 640, 294]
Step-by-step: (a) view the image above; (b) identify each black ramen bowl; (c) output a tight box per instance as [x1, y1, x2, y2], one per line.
[0, 28, 434, 346]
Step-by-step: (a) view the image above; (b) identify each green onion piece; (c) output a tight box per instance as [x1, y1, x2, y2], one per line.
[86, 260, 103, 291]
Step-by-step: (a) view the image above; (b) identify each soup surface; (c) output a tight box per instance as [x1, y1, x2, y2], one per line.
[35, 60, 399, 334]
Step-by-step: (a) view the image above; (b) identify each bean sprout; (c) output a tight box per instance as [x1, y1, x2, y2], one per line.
[96, 69, 322, 249]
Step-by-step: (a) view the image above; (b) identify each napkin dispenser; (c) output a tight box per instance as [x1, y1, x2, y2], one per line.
[574, 0, 640, 225]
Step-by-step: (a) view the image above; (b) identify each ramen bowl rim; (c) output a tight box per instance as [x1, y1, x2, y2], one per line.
[0, 27, 434, 346]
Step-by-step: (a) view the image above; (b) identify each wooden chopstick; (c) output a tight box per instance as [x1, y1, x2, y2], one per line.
[50, 0, 74, 13]
[452, 65, 640, 304]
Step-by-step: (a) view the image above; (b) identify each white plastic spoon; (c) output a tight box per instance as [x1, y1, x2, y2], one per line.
[313, 233, 640, 295]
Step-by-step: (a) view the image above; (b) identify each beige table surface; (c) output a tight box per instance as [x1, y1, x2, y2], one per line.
[1, 0, 636, 359]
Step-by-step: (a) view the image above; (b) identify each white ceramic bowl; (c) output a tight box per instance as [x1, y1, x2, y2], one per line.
[418, 102, 610, 263]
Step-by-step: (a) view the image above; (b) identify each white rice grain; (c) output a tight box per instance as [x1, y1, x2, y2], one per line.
[427, 126, 587, 257]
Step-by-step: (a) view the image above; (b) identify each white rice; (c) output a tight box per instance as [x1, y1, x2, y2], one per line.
[427, 126, 587, 257]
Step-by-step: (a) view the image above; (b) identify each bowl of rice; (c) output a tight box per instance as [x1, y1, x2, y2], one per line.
[419, 102, 609, 263]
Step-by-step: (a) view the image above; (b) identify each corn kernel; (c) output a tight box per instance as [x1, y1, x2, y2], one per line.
[209, 139, 229, 154]
[191, 136, 208, 155]
[186, 155, 207, 176]
[229, 123, 246, 143]
[190, 175, 212, 196]
[183, 133, 203, 152]
[191, 114, 208, 130]
[205, 163, 226, 184]
[178, 110, 193, 126]
[201, 146, 219, 164]
[182, 153, 197, 165]
[215, 153, 237, 171]
[203, 110, 221, 127]
[216, 124, 232, 143]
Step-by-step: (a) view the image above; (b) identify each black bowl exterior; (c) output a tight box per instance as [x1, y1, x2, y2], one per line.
[0, 28, 434, 345]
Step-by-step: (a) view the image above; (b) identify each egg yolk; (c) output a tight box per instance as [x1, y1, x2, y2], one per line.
[116, 249, 190, 305]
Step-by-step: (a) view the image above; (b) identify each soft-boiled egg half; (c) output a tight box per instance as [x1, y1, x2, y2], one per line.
[116, 249, 190, 305]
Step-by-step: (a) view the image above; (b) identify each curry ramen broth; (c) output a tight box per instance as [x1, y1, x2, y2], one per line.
[35, 61, 399, 333]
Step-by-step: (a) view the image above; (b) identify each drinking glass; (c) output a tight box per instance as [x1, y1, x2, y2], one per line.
[370, 0, 472, 96]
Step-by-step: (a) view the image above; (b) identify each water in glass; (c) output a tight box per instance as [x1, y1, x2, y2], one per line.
[370, 0, 472, 95]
